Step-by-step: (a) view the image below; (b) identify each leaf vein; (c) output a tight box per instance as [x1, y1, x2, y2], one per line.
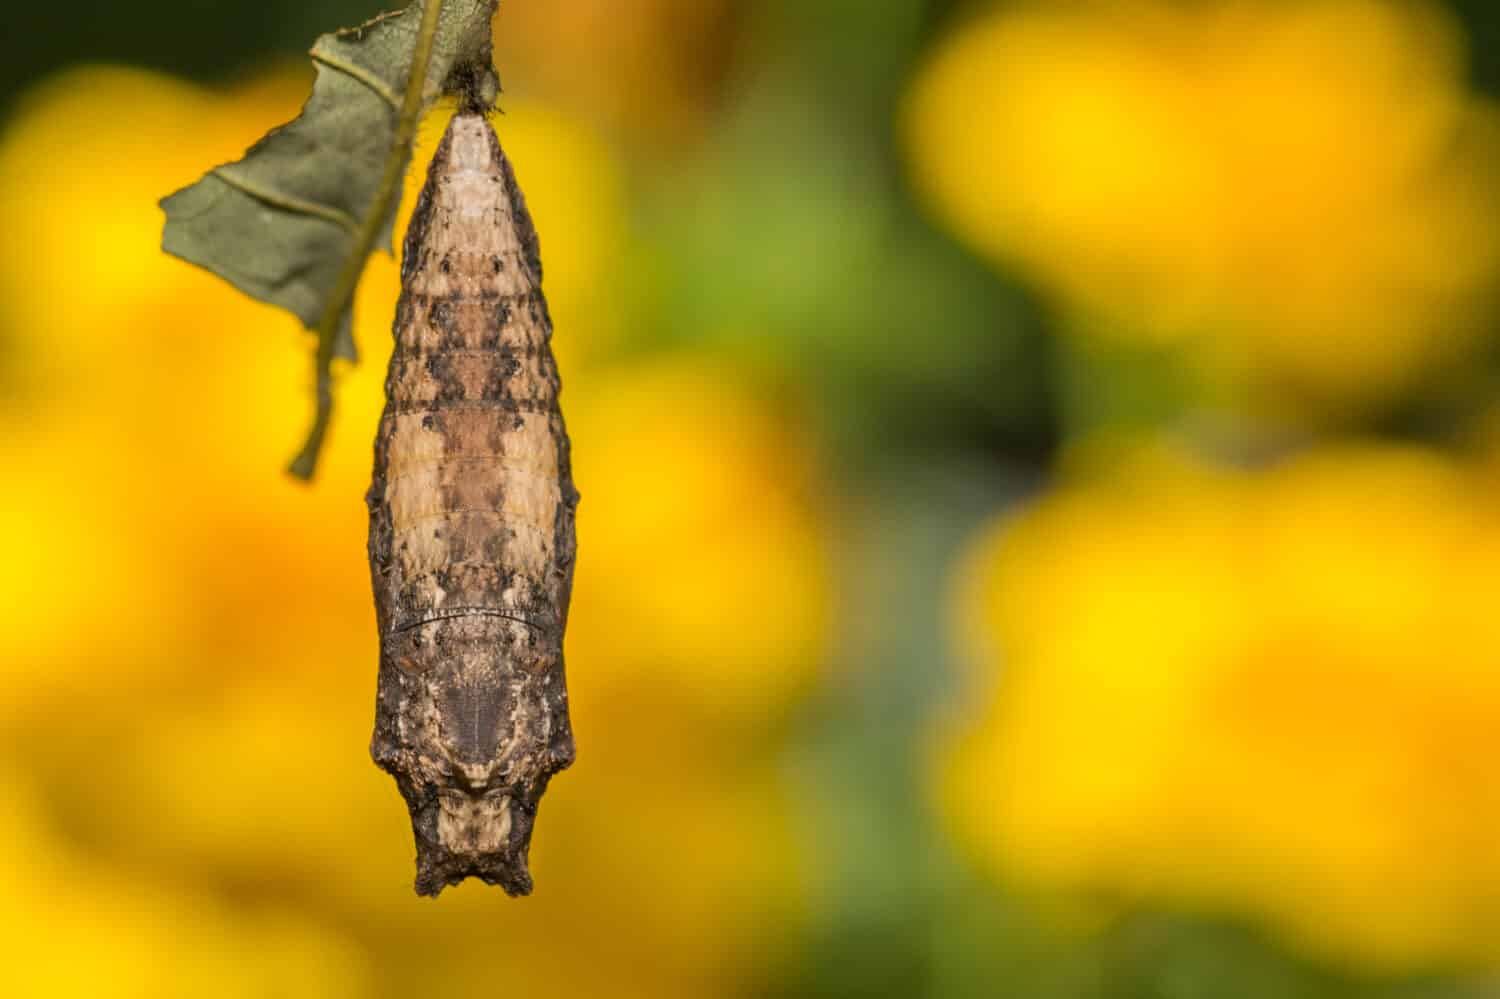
[211, 168, 360, 234]
[311, 49, 403, 110]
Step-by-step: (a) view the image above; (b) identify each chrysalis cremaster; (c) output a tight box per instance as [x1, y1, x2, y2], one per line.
[367, 112, 578, 897]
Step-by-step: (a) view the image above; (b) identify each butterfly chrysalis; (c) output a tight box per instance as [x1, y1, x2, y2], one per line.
[367, 111, 578, 897]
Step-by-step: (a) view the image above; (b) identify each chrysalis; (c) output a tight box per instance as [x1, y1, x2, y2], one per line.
[367, 111, 578, 897]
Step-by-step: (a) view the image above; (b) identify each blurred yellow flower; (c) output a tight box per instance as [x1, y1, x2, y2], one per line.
[0, 64, 825, 999]
[566, 357, 832, 730]
[0, 65, 334, 715]
[494, 0, 743, 148]
[942, 443, 1500, 971]
[903, 0, 1500, 410]
[0, 772, 370, 998]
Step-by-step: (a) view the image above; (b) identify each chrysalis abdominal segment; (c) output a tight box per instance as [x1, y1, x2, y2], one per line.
[367, 112, 578, 898]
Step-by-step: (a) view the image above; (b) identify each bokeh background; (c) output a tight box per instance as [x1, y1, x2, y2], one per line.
[4, 0, 1500, 995]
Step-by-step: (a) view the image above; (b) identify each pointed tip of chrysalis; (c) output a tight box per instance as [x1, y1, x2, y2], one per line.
[407, 791, 539, 899]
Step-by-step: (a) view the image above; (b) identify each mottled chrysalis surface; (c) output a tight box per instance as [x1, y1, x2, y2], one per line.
[368, 112, 578, 897]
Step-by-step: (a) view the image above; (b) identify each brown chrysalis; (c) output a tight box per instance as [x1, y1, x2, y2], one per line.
[367, 111, 578, 897]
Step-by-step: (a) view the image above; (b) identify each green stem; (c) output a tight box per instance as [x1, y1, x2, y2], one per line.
[289, 0, 448, 480]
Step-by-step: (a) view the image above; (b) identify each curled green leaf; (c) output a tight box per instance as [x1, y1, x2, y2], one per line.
[160, 0, 501, 480]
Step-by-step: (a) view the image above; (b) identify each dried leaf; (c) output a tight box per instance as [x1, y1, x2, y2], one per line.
[160, 0, 500, 476]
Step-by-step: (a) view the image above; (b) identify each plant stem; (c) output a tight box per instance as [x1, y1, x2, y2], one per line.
[289, 0, 447, 480]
